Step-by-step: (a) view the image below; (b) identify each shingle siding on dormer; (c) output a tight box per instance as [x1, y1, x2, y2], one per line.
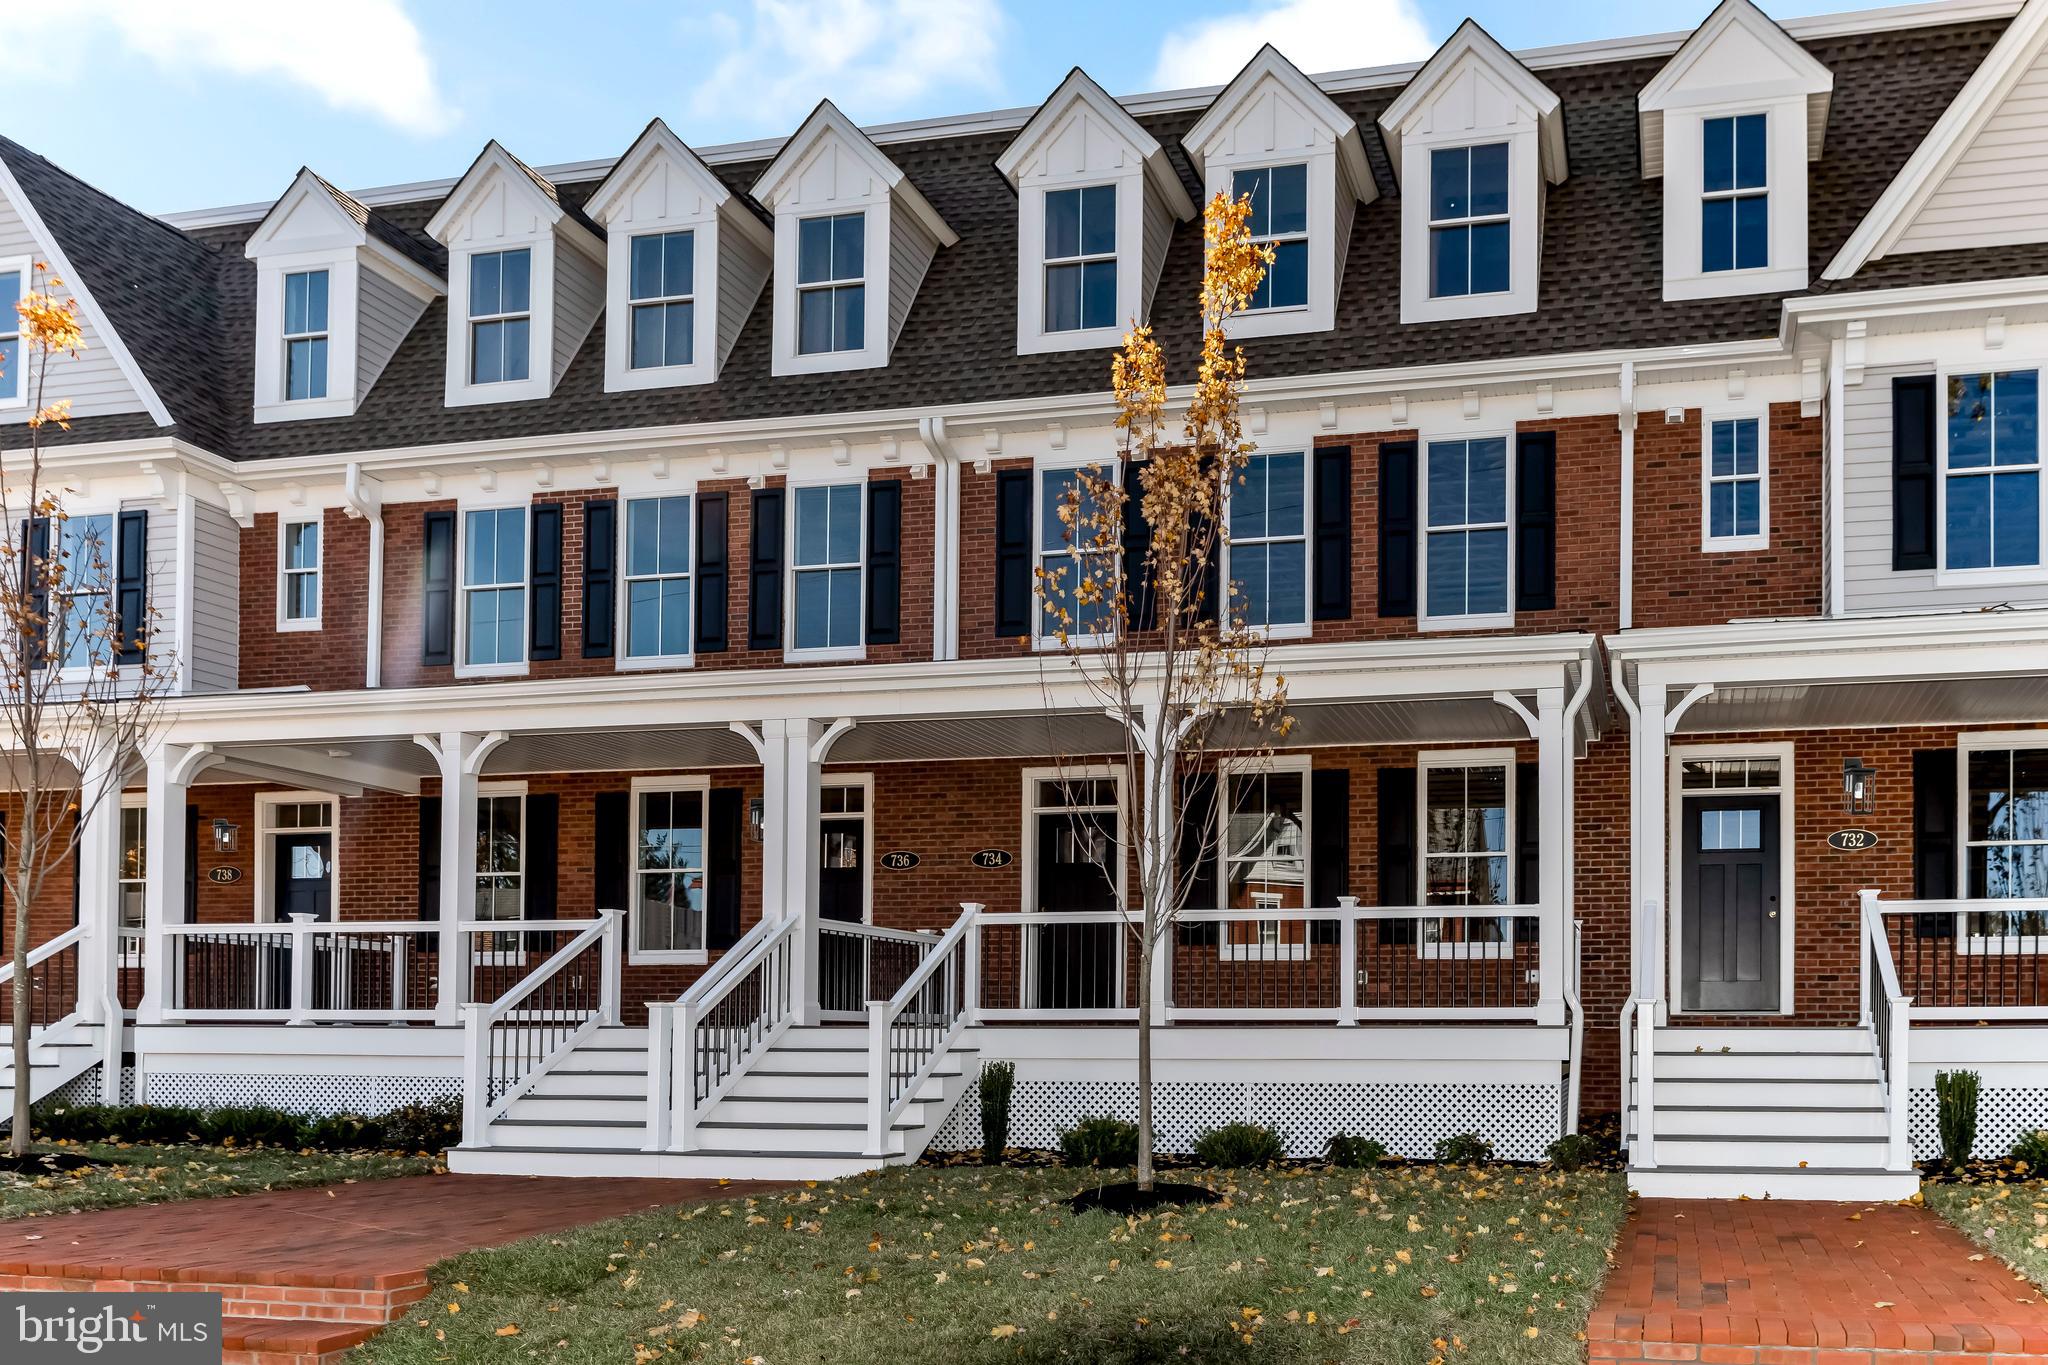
[357, 267, 428, 405]
[551, 242, 604, 389]
[0, 186, 151, 422]
[888, 206, 939, 352]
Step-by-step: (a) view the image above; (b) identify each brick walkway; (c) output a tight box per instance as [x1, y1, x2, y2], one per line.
[0, 1173, 781, 1364]
[1589, 1199, 2048, 1364]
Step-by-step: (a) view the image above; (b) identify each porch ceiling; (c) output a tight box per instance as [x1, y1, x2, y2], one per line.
[1673, 674, 2048, 734]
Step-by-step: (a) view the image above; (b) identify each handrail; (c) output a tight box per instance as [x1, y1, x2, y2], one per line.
[0, 922, 86, 985]
[865, 904, 977, 1156]
[649, 915, 801, 1152]
[822, 920, 939, 945]
[460, 909, 621, 1146]
[674, 915, 777, 1009]
[1859, 890, 1914, 1169]
[1618, 996, 1637, 1153]
[1564, 919, 1584, 1136]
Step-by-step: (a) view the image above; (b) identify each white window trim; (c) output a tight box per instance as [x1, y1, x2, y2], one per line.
[1215, 754, 1313, 962]
[1418, 433, 1516, 632]
[1225, 448, 1313, 640]
[118, 790, 147, 936]
[1032, 458, 1122, 651]
[1955, 730, 2048, 954]
[624, 230, 698, 375]
[455, 502, 530, 679]
[1236, 163, 1311, 318]
[1425, 143, 1513, 302]
[628, 774, 713, 966]
[1699, 113, 1770, 278]
[773, 204, 889, 376]
[1699, 413, 1771, 553]
[1016, 179, 1133, 356]
[1659, 98, 1810, 302]
[252, 791, 340, 924]
[794, 213, 867, 361]
[444, 239, 557, 407]
[46, 503, 121, 682]
[616, 489, 697, 672]
[470, 782, 528, 964]
[820, 774, 875, 926]
[277, 513, 323, 632]
[1935, 361, 2048, 588]
[474, 780, 527, 917]
[1665, 740, 1797, 1016]
[251, 252, 361, 423]
[785, 479, 867, 663]
[1398, 128, 1540, 324]
[0, 254, 32, 412]
[1416, 747, 1518, 961]
[465, 248, 535, 388]
[1018, 764, 1128, 915]
[281, 268, 333, 403]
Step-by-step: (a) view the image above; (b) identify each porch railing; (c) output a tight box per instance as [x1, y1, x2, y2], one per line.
[459, 911, 622, 1146]
[646, 915, 799, 1152]
[1866, 893, 2048, 1019]
[865, 904, 976, 1155]
[162, 919, 444, 1023]
[817, 920, 942, 1019]
[1859, 891, 1915, 1170]
[116, 926, 144, 1013]
[0, 923, 87, 1030]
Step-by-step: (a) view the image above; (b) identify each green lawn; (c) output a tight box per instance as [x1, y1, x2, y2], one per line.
[352, 1163, 1626, 1365]
[1924, 1177, 2048, 1291]
[0, 1144, 441, 1219]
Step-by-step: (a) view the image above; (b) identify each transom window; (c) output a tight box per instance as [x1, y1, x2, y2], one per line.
[1964, 746, 2048, 941]
[468, 249, 532, 385]
[1705, 417, 1765, 547]
[475, 791, 523, 923]
[1424, 437, 1510, 621]
[1702, 114, 1767, 274]
[1945, 370, 2041, 572]
[625, 495, 692, 660]
[281, 518, 321, 625]
[797, 213, 865, 355]
[791, 484, 863, 652]
[1043, 185, 1116, 333]
[1233, 165, 1308, 311]
[634, 786, 707, 959]
[1037, 466, 1118, 641]
[0, 268, 20, 402]
[629, 231, 694, 370]
[52, 512, 114, 671]
[1228, 450, 1306, 629]
[1420, 756, 1512, 956]
[462, 507, 526, 669]
[1428, 144, 1509, 299]
[282, 269, 329, 401]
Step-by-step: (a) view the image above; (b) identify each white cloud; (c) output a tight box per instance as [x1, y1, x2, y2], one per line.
[22, 0, 453, 135]
[1151, 0, 1435, 90]
[685, 0, 1007, 132]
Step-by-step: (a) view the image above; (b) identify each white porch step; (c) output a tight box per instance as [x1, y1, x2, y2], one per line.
[693, 1119, 914, 1155]
[1651, 1134, 1894, 1169]
[531, 1068, 652, 1097]
[709, 1094, 938, 1127]
[1628, 1166, 1921, 1201]
[1643, 1076, 1883, 1107]
[1653, 1027, 1871, 1052]
[1636, 1105, 1890, 1139]
[505, 1092, 648, 1123]
[0, 1024, 105, 1126]
[1648, 1050, 1879, 1081]
[488, 1117, 645, 1150]
[446, 1144, 890, 1181]
[729, 1067, 960, 1100]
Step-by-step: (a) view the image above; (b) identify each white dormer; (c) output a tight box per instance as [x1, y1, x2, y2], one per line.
[997, 69, 1196, 356]
[1180, 45, 1375, 340]
[750, 100, 958, 377]
[1378, 21, 1566, 325]
[583, 119, 774, 392]
[425, 142, 607, 408]
[1639, 0, 1832, 301]
[243, 169, 443, 423]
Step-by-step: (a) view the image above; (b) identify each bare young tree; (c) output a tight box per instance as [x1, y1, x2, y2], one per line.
[1, 263, 170, 1154]
[1035, 193, 1291, 1192]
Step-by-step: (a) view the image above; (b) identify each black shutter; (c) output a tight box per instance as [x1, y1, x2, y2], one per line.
[1377, 441, 1418, 617]
[708, 788, 744, 951]
[1312, 446, 1352, 621]
[1377, 767, 1417, 944]
[184, 804, 199, 922]
[1309, 768, 1349, 945]
[115, 509, 147, 662]
[21, 517, 47, 660]
[417, 797, 441, 920]
[865, 479, 902, 646]
[593, 791, 631, 915]
[1514, 432, 1557, 612]
[529, 503, 563, 661]
[695, 492, 728, 654]
[994, 469, 1033, 637]
[1194, 498, 1221, 626]
[581, 499, 616, 659]
[1913, 749, 1957, 938]
[420, 510, 456, 666]
[1514, 762, 1541, 942]
[1176, 772, 1219, 945]
[748, 487, 784, 651]
[525, 794, 558, 920]
[1893, 375, 1938, 572]
[1121, 459, 1156, 630]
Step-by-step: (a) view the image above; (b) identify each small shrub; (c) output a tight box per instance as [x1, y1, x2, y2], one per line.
[1325, 1134, 1389, 1169]
[2010, 1129, 2048, 1173]
[1058, 1116, 1141, 1169]
[1192, 1122, 1287, 1168]
[1545, 1132, 1604, 1172]
[1936, 1069, 1980, 1168]
[1433, 1132, 1495, 1165]
[304, 1113, 385, 1151]
[200, 1104, 305, 1148]
[376, 1096, 463, 1153]
[977, 1060, 1015, 1164]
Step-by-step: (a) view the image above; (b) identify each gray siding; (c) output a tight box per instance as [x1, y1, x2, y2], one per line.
[716, 226, 770, 371]
[1896, 46, 2048, 255]
[355, 267, 429, 404]
[1333, 174, 1359, 298]
[1140, 190, 1174, 318]
[185, 500, 240, 694]
[887, 209, 938, 351]
[0, 190, 149, 423]
[551, 247, 605, 389]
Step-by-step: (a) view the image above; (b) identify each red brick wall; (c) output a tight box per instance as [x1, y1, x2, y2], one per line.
[0, 797, 79, 958]
[238, 509, 369, 691]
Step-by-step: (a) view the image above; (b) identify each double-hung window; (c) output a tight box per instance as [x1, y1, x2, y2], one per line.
[0, 266, 20, 403]
[1419, 753, 1513, 957]
[1704, 417, 1767, 550]
[1945, 370, 2041, 573]
[1233, 166, 1308, 311]
[629, 231, 694, 370]
[624, 495, 692, 661]
[1424, 437, 1510, 623]
[1220, 763, 1309, 959]
[462, 507, 526, 670]
[468, 249, 532, 385]
[1428, 144, 1509, 299]
[1229, 450, 1307, 631]
[1043, 185, 1116, 333]
[118, 798, 146, 933]
[280, 517, 321, 628]
[475, 790, 523, 923]
[1037, 465, 1118, 643]
[282, 269, 329, 401]
[790, 483, 863, 653]
[797, 213, 864, 355]
[53, 513, 114, 672]
[1702, 114, 1768, 274]
[633, 784, 708, 960]
[1963, 744, 2048, 947]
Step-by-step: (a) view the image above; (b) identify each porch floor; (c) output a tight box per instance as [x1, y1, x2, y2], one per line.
[1588, 1199, 2048, 1363]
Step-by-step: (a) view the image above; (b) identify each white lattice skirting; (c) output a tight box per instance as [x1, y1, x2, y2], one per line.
[139, 1072, 459, 1116]
[1909, 1084, 2048, 1161]
[47, 1063, 136, 1107]
[929, 1077, 1563, 1161]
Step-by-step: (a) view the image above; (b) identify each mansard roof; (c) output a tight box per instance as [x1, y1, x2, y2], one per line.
[7, 8, 2024, 462]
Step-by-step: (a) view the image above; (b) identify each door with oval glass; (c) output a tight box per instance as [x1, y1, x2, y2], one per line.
[1681, 793, 1780, 1012]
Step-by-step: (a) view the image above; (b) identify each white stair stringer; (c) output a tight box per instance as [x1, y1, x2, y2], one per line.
[447, 1024, 980, 1180]
[1626, 1026, 1920, 1201]
[0, 1021, 107, 1128]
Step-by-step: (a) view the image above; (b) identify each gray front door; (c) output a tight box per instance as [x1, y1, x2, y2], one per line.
[1681, 795, 1781, 1012]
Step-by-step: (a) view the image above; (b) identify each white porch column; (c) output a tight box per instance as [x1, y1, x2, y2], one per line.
[1634, 683, 1670, 1021]
[139, 742, 206, 1025]
[1535, 687, 1567, 1027]
[71, 742, 123, 1028]
[762, 719, 826, 1023]
[419, 731, 504, 1026]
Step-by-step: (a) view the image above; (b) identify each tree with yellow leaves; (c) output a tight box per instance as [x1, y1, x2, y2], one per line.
[1034, 193, 1292, 1193]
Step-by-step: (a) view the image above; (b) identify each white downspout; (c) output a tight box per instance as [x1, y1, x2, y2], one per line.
[1618, 361, 1636, 631]
[918, 416, 964, 661]
[1608, 654, 1645, 1154]
[1828, 338, 1847, 618]
[341, 462, 384, 688]
[1560, 660, 1595, 1133]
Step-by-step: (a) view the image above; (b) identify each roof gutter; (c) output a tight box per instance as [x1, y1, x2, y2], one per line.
[918, 416, 965, 661]
[340, 462, 384, 688]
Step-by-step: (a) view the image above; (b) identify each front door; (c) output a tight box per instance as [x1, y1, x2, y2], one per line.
[1681, 794, 1780, 1011]
[272, 832, 333, 921]
[819, 819, 865, 922]
[1033, 807, 1118, 1009]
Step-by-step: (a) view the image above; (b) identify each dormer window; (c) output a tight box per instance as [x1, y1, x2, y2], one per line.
[1233, 166, 1307, 312]
[629, 231, 695, 370]
[1043, 186, 1116, 332]
[282, 270, 329, 400]
[1428, 144, 1510, 299]
[467, 249, 531, 385]
[0, 264, 22, 404]
[1702, 115, 1767, 274]
[797, 212, 865, 355]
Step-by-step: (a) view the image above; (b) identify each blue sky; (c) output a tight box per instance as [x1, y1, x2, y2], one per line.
[11, 0, 1856, 215]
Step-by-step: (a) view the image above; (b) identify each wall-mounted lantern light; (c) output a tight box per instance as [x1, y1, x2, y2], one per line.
[212, 818, 241, 853]
[747, 797, 765, 844]
[1842, 757, 1876, 816]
